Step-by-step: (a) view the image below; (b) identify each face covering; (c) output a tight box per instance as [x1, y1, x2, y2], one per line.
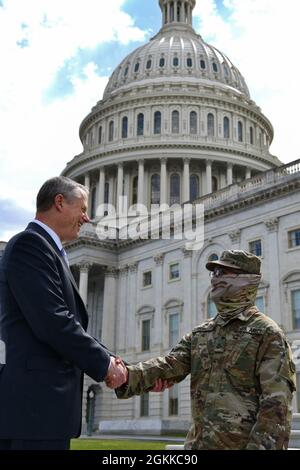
[210, 273, 261, 320]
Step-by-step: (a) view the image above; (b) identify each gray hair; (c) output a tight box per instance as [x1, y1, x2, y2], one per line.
[36, 176, 88, 212]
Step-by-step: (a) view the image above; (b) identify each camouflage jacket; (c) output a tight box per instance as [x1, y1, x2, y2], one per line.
[116, 307, 296, 450]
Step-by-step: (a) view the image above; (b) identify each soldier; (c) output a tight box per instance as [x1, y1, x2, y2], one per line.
[110, 250, 296, 450]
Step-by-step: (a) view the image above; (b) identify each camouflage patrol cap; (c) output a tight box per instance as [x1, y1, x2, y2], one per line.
[206, 250, 261, 275]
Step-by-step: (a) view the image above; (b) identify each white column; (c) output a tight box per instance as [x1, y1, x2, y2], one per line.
[206, 160, 212, 194]
[98, 167, 105, 209]
[265, 218, 281, 325]
[181, 1, 185, 22]
[137, 159, 145, 206]
[84, 173, 90, 191]
[227, 163, 233, 186]
[127, 263, 138, 354]
[174, 1, 178, 21]
[102, 267, 118, 351]
[117, 162, 124, 213]
[182, 248, 193, 333]
[167, 1, 170, 23]
[183, 158, 190, 202]
[79, 263, 90, 307]
[160, 158, 168, 205]
[246, 167, 252, 180]
[154, 254, 165, 348]
[108, 173, 114, 207]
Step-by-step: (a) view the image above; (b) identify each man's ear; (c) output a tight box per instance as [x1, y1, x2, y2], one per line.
[53, 194, 64, 213]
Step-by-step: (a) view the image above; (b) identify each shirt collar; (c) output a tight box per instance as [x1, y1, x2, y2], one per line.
[31, 220, 63, 252]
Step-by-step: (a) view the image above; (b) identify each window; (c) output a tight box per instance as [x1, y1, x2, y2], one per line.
[169, 263, 180, 281]
[207, 113, 215, 137]
[212, 176, 218, 192]
[140, 393, 149, 417]
[190, 111, 197, 135]
[137, 113, 144, 136]
[143, 271, 152, 288]
[190, 174, 199, 201]
[104, 182, 109, 204]
[98, 126, 102, 144]
[142, 319, 150, 351]
[151, 174, 160, 205]
[169, 384, 179, 416]
[187, 57, 193, 68]
[124, 66, 129, 77]
[289, 229, 300, 249]
[292, 290, 300, 330]
[122, 116, 128, 139]
[255, 296, 265, 313]
[250, 126, 254, 145]
[207, 294, 217, 318]
[249, 239, 262, 257]
[154, 111, 161, 134]
[134, 62, 140, 73]
[212, 62, 218, 72]
[159, 57, 165, 68]
[170, 174, 180, 205]
[108, 121, 114, 142]
[173, 57, 179, 67]
[146, 59, 152, 70]
[169, 313, 179, 348]
[200, 59, 206, 69]
[132, 176, 138, 205]
[238, 121, 243, 142]
[172, 110, 179, 134]
[224, 117, 230, 139]
[208, 253, 219, 262]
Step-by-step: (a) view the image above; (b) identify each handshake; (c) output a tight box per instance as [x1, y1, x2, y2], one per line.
[104, 356, 172, 392]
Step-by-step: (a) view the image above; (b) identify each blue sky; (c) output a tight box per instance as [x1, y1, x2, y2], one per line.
[0, 0, 299, 241]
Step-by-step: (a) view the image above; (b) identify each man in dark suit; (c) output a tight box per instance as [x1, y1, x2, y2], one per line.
[0, 176, 127, 450]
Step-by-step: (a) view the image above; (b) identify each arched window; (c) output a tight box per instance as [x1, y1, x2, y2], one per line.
[190, 174, 199, 201]
[238, 121, 243, 142]
[200, 59, 206, 69]
[154, 111, 161, 134]
[124, 66, 129, 77]
[134, 62, 140, 73]
[91, 187, 97, 220]
[151, 174, 160, 205]
[146, 59, 152, 70]
[223, 117, 230, 139]
[173, 57, 179, 67]
[212, 176, 218, 192]
[137, 113, 144, 136]
[170, 174, 180, 205]
[122, 116, 128, 139]
[108, 121, 114, 142]
[207, 113, 215, 137]
[104, 182, 109, 204]
[190, 111, 197, 135]
[98, 126, 102, 144]
[187, 57, 193, 68]
[172, 110, 180, 134]
[250, 126, 254, 145]
[212, 62, 218, 73]
[159, 57, 165, 68]
[132, 176, 138, 205]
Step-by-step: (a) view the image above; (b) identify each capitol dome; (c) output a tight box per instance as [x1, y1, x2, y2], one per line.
[62, 0, 281, 218]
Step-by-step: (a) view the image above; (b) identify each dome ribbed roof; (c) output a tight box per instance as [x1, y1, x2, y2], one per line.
[103, 1, 250, 100]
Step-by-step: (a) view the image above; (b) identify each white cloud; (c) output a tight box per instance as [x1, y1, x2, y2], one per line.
[0, 0, 148, 240]
[194, 0, 300, 163]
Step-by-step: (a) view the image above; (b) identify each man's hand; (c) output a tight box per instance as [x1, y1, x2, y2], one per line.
[150, 378, 174, 392]
[105, 356, 128, 389]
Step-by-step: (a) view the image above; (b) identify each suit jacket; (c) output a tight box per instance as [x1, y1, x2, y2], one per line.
[0, 223, 111, 439]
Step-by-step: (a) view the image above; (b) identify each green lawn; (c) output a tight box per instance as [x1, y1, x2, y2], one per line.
[71, 439, 178, 450]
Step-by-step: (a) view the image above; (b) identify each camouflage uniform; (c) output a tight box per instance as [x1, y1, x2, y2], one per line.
[116, 251, 296, 450]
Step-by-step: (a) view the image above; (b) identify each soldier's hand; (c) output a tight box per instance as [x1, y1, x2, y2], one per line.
[150, 378, 174, 392]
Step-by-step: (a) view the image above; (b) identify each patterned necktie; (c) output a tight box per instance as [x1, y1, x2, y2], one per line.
[60, 248, 69, 267]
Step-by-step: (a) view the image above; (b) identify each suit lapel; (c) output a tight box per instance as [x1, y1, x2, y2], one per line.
[26, 223, 88, 325]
